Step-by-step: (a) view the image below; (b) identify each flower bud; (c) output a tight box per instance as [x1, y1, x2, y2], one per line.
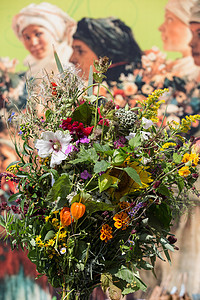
[153, 180, 161, 189]
[167, 235, 177, 244]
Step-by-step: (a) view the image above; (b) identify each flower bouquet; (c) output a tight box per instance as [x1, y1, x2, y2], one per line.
[0, 57, 200, 300]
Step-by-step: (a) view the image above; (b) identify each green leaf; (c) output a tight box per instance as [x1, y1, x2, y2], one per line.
[71, 147, 98, 164]
[87, 66, 93, 96]
[27, 249, 38, 264]
[157, 184, 171, 197]
[114, 265, 134, 283]
[128, 134, 141, 148]
[114, 266, 147, 292]
[83, 95, 97, 103]
[85, 200, 115, 214]
[54, 51, 64, 73]
[45, 174, 71, 202]
[146, 202, 172, 230]
[122, 287, 138, 295]
[160, 237, 174, 252]
[112, 154, 125, 166]
[98, 173, 118, 192]
[173, 152, 182, 164]
[124, 167, 142, 186]
[177, 177, 184, 193]
[94, 160, 110, 173]
[8, 192, 22, 202]
[93, 143, 111, 153]
[44, 230, 55, 241]
[45, 109, 53, 122]
[163, 248, 172, 264]
[72, 102, 92, 125]
[139, 233, 154, 242]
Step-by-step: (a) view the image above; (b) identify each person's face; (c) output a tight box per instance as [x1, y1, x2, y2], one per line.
[189, 23, 200, 66]
[22, 25, 56, 60]
[159, 10, 192, 54]
[69, 39, 98, 78]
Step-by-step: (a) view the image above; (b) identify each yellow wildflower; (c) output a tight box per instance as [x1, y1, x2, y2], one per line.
[180, 115, 200, 133]
[35, 235, 41, 243]
[52, 218, 58, 224]
[37, 241, 45, 247]
[47, 239, 55, 246]
[178, 166, 191, 177]
[113, 212, 129, 230]
[59, 231, 67, 239]
[190, 153, 199, 166]
[182, 153, 190, 163]
[45, 216, 51, 222]
[39, 157, 49, 165]
[182, 153, 199, 166]
[160, 142, 176, 151]
[100, 224, 113, 243]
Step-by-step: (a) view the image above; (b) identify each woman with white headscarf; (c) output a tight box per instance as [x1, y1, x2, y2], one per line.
[159, 0, 199, 80]
[12, 2, 76, 78]
[190, 1, 200, 68]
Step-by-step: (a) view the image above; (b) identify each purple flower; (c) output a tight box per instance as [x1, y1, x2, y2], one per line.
[114, 136, 126, 149]
[129, 202, 145, 217]
[8, 112, 15, 123]
[99, 171, 105, 176]
[79, 137, 90, 144]
[65, 144, 74, 154]
[80, 170, 92, 180]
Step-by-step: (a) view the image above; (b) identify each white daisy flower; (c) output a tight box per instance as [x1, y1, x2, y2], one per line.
[60, 247, 66, 254]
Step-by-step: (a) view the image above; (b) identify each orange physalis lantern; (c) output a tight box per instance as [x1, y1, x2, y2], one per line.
[60, 207, 73, 226]
[71, 202, 86, 220]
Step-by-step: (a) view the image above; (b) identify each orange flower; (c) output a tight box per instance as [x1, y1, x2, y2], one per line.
[100, 224, 113, 243]
[60, 207, 74, 227]
[113, 212, 129, 230]
[118, 201, 131, 212]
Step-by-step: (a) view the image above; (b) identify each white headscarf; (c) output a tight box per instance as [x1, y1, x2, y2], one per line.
[12, 2, 76, 45]
[190, 0, 200, 23]
[12, 2, 76, 78]
[165, 0, 197, 25]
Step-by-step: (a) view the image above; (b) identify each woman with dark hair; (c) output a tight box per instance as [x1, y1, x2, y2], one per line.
[69, 17, 142, 82]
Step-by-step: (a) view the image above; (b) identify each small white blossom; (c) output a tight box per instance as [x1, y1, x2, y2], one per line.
[142, 117, 153, 129]
[125, 132, 136, 140]
[60, 247, 66, 254]
[35, 130, 72, 168]
[126, 131, 151, 142]
[141, 131, 151, 140]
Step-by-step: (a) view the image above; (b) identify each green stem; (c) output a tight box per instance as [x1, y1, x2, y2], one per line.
[84, 173, 97, 190]
[101, 117, 105, 144]
[94, 83, 100, 130]
[62, 281, 66, 300]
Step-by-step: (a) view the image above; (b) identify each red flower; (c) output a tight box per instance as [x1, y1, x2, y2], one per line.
[82, 126, 94, 136]
[60, 118, 93, 138]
